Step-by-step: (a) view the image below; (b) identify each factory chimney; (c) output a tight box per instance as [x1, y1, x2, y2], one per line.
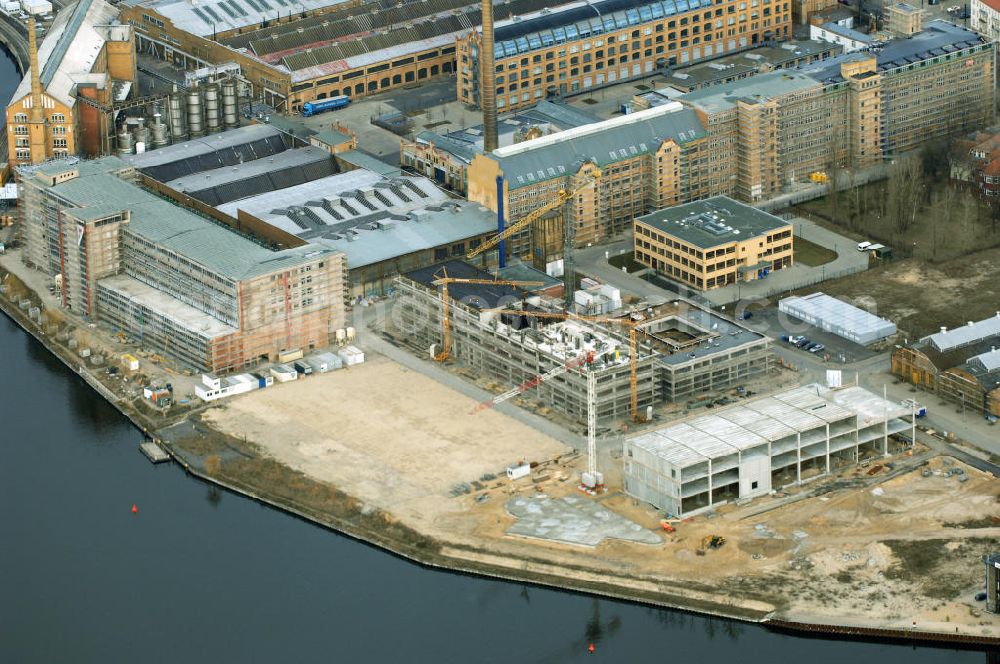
[480, 0, 498, 153]
[27, 17, 48, 164]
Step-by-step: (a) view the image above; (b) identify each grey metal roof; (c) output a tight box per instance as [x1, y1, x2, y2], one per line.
[652, 305, 766, 366]
[320, 202, 496, 268]
[36, 157, 338, 281]
[922, 314, 1000, 352]
[12, 0, 122, 108]
[970, 347, 1000, 373]
[778, 293, 896, 340]
[798, 20, 988, 83]
[680, 70, 822, 115]
[336, 150, 402, 177]
[491, 103, 707, 190]
[122, 0, 353, 38]
[164, 146, 336, 205]
[817, 22, 873, 43]
[636, 196, 789, 249]
[415, 131, 481, 165]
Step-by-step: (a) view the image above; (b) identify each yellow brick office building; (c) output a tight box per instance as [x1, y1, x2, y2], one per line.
[634, 196, 792, 290]
[458, 0, 792, 113]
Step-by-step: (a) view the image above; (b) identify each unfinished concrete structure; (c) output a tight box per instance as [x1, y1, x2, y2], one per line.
[624, 384, 912, 515]
[390, 260, 771, 421]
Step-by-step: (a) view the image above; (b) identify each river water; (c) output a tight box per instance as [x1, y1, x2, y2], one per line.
[0, 53, 994, 663]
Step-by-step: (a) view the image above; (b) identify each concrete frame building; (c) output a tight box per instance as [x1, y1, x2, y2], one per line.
[18, 157, 348, 372]
[391, 262, 771, 421]
[457, 0, 792, 114]
[633, 196, 793, 290]
[624, 384, 911, 515]
[6, 0, 137, 166]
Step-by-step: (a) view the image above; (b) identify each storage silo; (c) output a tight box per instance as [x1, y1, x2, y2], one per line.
[132, 117, 150, 147]
[221, 79, 239, 128]
[203, 82, 222, 133]
[116, 126, 134, 155]
[150, 113, 169, 148]
[168, 90, 188, 143]
[187, 87, 205, 137]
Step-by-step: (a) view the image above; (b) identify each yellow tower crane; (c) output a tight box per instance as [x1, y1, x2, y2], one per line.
[431, 271, 544, 362]
[465, 170, 601, 264]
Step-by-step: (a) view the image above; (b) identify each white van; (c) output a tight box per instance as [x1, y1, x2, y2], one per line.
[857, 241, 872, 251]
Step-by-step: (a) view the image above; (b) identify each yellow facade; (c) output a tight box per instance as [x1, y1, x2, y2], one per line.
[458, 0, 792, 113]
[634, 209, 793, 290]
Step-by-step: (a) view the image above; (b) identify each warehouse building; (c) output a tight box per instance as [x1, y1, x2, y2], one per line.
[391, 265, 771, 420]
[400, 100, 601, 195]
[18, 157, 348, 372]
[6, 0, 137, 165]
[633, 196, 793, 290]
[466, 101, 712, 261]
[122, 0, 570, 110]
[457, 0, 792, 113]
[624, 384, 912, 515]
[779, 292, 897, 345]
[891, 313, 1000, 418]
[216, 169, 499, 297]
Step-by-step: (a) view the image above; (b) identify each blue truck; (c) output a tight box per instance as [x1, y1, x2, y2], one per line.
[301, 95, 350, 117]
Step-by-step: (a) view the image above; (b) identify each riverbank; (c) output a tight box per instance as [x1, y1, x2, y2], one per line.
[2, 261, 999, 649]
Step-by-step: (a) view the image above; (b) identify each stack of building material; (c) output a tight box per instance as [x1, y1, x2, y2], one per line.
[337, 346, 365, 366]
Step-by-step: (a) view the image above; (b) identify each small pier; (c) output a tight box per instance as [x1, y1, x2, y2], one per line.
[139, 441, 171, 464]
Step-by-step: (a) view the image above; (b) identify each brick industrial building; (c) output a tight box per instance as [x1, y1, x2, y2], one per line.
[891, 315, 1000, 419]
[5, 0, 137, 166]
[18, 157, 348, 373]
[633, 196, 792, 290]
[121, 0, 571, 111]
[465, 21, 994, 267]
[457, 0, 792, 114]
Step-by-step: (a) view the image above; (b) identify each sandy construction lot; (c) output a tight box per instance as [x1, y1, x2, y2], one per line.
[203, 355, 569, 530]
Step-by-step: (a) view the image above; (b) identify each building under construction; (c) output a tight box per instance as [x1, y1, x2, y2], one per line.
[390, 260, 771, 422]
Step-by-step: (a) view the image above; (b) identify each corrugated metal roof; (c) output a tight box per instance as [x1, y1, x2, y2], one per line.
[778, 292, 896, 340]
[491, 103, 707, 190]
[922, 314, 1000, 352]
[122, 0, 353, 38]
[970, 347, 1000, 373]
[37, 157, 338, 281]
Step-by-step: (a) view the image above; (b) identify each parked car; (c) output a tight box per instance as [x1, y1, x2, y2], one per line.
[802, 342, 818, 351]
[795, 338, 812, 348]
[788, 335, 805, 344]
[808, 344, 825, 353]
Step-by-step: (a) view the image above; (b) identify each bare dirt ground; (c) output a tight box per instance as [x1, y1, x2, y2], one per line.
[201, 354, 570, 540]
[199, 353, 1000, 637]
[789, 247, 1000, 339]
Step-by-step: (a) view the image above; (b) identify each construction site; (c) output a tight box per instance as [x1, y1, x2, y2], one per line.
[387, 259, 772, 424]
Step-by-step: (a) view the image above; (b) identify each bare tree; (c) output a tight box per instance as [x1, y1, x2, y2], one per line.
[886, 156, 923, 234]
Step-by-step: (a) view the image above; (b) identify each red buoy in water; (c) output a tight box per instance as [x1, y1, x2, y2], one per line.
[588, 643, 595, 654]
[131, 503, 138, 514]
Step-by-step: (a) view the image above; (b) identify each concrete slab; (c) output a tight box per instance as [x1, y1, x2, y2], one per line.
[506, 495, 660, 548]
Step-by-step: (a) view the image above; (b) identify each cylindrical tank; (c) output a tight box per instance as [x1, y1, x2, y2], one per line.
[168, 91, 188, 143]
[132, 118, 150, 147]
[150, 113, 169, 148]
[186, 87, 205, 137]
[116, 126, 134, 155]
[203, 82, 221, 133]
[221, 80, 239, 128]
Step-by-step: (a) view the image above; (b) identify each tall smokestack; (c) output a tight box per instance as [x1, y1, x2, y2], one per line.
[28, 17, 43, 123]
[480, 0, 498, 153]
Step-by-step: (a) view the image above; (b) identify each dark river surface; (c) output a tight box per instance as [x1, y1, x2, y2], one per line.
[0, 49, 996, 663]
